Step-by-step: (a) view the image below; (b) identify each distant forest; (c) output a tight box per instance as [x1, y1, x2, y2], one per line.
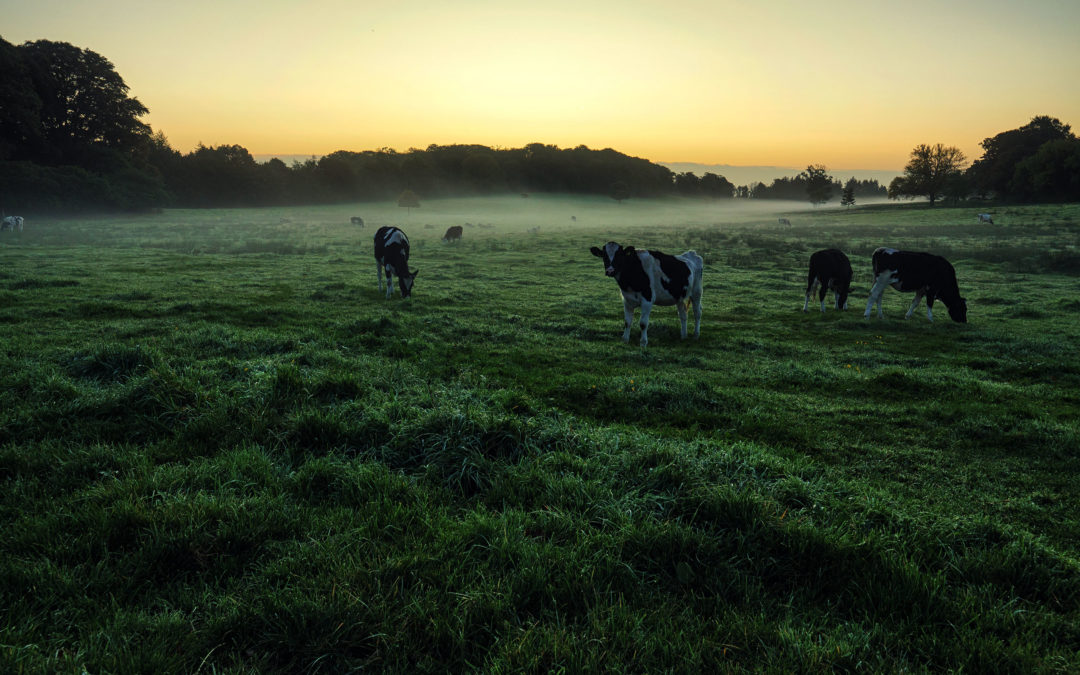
[2, 37, 1077, 213]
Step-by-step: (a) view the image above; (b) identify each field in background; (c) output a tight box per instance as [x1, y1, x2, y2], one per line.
[1, 198, 1078, 672]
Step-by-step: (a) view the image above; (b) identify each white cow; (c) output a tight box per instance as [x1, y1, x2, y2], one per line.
[1, 216, 24, 232]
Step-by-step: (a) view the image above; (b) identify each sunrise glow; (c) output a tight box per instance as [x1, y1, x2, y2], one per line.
[4, 0, 1079, 171]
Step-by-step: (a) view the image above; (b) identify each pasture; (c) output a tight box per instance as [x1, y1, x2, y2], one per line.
[1, 196, 1078, 673]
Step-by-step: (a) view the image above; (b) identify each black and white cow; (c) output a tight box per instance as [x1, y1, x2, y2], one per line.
[778, 217, 792, 226]
[374, 226, 417, 299]
[442, 225, 463, 243]
[803, 249, 852, 313]
[590, 242, 703, 347]
[977, 213, 994, 224]
[351, 216, 364, 227]
[864, 247, 967, 322]
[1, 216, 24, 232]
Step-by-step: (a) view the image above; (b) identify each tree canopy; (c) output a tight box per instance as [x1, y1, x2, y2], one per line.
[888, 144, 967, 205]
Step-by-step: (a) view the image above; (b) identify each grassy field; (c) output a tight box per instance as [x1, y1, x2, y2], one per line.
[1, 196, 1078, 673]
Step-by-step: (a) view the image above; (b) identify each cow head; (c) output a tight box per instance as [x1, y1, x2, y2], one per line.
[948, 296, 967, 323]
[590, 242, 636, 277]
[400, 270, 418, 298]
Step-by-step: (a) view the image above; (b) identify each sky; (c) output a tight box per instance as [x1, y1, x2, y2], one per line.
[4, 0, 1080, 172]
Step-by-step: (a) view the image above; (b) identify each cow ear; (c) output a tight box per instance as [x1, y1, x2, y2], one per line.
[624, 246, 636, 256]
[590, 246, 603, 257]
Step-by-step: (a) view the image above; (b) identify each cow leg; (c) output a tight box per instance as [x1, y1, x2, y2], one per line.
[377, 263, 384, 292]
[638, 300, 654, 347]
[803, 278, 819, 312]
[819, 280, 829, 313]
[385, 269, 394, 300]
[677, 299, 688, 339]
[925, 295, 935, 322]
[864, 273, 892, 319]
[905, 290, 924, 319]
[622, 298, 635, 343]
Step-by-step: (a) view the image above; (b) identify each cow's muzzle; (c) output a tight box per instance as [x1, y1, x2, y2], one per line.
[605, 267, 616, 276]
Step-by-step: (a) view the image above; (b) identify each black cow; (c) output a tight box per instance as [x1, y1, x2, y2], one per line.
[803, 249, 852, 313]
[590, 242, 703, 347]
[442, 225, 463, 243]
[374, 226, 417, 299]
[864, 247, 967, 322]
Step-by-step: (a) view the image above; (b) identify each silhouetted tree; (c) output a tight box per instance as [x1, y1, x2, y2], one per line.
[610, 180, 630, 203]
[841, 178, 856, 207]
[700, 172, 735, 198]
[18, 40, 150, 165]
[1010, 137, 1080, 202]
[801, 164, 834, 205]
[0, 37, 43, 161]
[968, 115, 1074, 198]
[889, 144, 966, 205]
[397, 189, 420, 214]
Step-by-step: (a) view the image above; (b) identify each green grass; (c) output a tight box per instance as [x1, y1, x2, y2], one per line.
[1, 196, 1078, 673]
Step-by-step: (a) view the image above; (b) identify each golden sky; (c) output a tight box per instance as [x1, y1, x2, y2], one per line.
[4, 0, 1080, 170]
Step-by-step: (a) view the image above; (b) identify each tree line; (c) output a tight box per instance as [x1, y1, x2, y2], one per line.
[1, 37, 1076, 213]
[889, 116, 1080, 205]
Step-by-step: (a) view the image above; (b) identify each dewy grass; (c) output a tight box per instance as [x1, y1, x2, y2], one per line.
[1, 198, 1078, 672]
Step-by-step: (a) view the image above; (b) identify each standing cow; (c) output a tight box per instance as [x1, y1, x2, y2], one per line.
[803, 249, 852, 313]
[1, 216, 24, 232]
[863, 247, 967, 322]
[374, 226, 417, 299]
[590, 242, 703, 347]
[442, 225, 463, 243]
[351, 216, 364, 227]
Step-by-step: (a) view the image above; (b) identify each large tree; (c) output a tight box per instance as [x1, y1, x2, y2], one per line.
[968, 115, 1073, 198]
[888, 144, 967, 205]
[0, 36, 43, 161]
[18, 39, 150, 165]
[801, 164, 834, 205]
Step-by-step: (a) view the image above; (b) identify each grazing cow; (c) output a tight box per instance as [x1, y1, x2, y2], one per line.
[351, 216, 364, 227]
[977, 213, 994, 224]
[590, 242, 703, 347]
[442, 225, 463, 243]
[374, 226, 417, 299]
[803, 249, 852, 313]
[778, 218, 792, 226]
[527, 226, 540, 234]
[1, 216, 24, 232]
[864, 247, 967, 322]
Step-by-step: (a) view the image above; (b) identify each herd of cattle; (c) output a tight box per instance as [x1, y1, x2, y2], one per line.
[0, 212, 973, 345]
[374, 221, 970, 347]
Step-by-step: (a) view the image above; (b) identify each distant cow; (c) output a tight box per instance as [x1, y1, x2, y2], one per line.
[351, 216, 364, 227]
[778, 218, 791, 226]
[1, 216, 24, 232]
[590, 242, 703, 347]
[977, 213, 994, 224]
[803, 249, 852, 313]
[374, 226, 417, 299]
[526, 226, 540, 234]
[864, 247, 967, 322]
[442, 225, 463, 243]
